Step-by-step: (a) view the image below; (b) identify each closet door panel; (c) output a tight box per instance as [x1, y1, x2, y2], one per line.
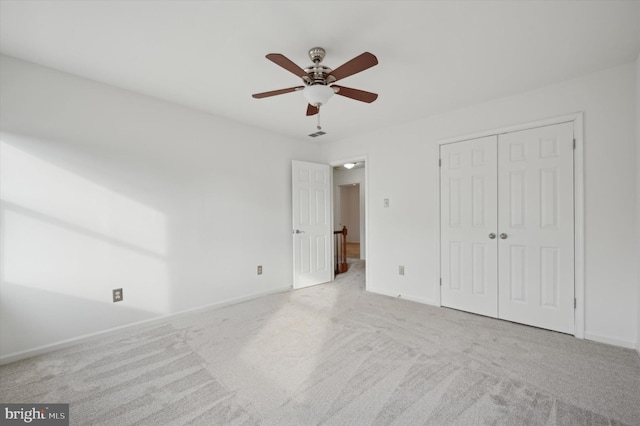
[440, 136, 498, 317]
[497, 122, 574, 333]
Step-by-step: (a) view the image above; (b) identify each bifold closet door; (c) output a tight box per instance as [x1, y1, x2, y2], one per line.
[440, 135, 498, 317]
[497, 122, 575, 334]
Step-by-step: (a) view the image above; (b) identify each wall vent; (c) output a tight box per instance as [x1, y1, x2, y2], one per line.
[308, 131, 326, 137]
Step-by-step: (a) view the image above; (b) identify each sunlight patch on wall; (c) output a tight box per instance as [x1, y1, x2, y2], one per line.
[0, 139, 170, 314]
[2, 210, 170, 313]
[0, 141, 167, 255]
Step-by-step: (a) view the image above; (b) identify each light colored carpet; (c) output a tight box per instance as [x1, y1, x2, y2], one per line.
[1, 260, 639, 425]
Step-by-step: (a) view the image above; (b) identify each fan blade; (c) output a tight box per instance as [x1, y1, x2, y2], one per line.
[329, 52, 378, 82]
[252, 86, 304, 99]
[306, 104, 319, 116]
[332, 85, 378, 103]
[266, 54, 308, 78]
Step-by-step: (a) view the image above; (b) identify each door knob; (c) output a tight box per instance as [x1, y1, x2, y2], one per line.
[488, 233, 496, 239]
[293, 229, 305, 234]
[500, 233, 508, 239]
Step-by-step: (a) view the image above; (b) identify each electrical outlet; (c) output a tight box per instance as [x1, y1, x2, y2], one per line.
[113, 288, 123, 303]
[399, 266, 405, 275]
[384, 198, 390, 208]
[257, 265, 263, 275]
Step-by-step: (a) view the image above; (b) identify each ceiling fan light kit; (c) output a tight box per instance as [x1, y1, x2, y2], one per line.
[302, 84, 334, 107]
[252, 47, 378, 131]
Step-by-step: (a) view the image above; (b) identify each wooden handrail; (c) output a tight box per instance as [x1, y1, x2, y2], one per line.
[334, 226, 348, 274]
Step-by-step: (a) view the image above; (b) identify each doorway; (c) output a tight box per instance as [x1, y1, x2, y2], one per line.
[340, 183, 361, 259]
[333, 161, 366, 261]
[291, 158, 368, 289]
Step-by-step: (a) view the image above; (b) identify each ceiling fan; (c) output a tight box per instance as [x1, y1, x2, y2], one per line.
[252, 47, 378, 118]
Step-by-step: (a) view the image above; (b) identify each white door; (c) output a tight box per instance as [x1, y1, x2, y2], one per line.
[292, 160, 332, 289]
[439, 122, 575, 334]
[497, 122, 575, 333]
[440, 136, 499, 317]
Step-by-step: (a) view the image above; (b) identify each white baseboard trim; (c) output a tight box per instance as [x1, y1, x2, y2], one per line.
[0, 285, 292, 365]
[584, 332, 636, 350]
[397, 294, 439, 307]
[367, 289, 439, 307]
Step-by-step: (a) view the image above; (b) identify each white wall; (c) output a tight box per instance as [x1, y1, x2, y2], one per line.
[333, 167, 366, 258]
[322, 62, 638, 348]
[636, 53, 640, 355]
[0, 55, 322, 361]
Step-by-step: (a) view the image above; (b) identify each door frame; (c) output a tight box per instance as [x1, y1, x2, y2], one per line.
[436, 112, 585, 338]
[330, 155, 369, 290]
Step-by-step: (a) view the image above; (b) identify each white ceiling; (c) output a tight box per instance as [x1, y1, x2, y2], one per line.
[1, 1, 639, 143]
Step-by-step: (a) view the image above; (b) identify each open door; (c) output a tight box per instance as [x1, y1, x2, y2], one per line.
[292, 160, 332, 288]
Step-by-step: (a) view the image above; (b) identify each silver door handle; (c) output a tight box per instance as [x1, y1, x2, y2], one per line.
[293, 229, 305, 234]
[488, 233, 496, 239]
[500, 233, 508, 239]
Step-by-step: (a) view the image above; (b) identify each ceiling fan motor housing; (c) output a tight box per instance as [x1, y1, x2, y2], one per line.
[304, 48, 335, 86]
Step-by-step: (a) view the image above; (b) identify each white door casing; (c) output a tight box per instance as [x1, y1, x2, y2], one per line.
[440, 135, 499, 317]
[292, 160, 332, 289]
[497, 122, 575, 333]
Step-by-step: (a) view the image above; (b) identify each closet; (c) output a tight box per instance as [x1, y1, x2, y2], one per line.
[440, 122, 575, 334]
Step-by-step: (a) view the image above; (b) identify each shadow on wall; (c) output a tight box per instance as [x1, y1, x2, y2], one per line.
[0, 128, 292, 359]
[0, 281, 157, 357]
[0, 136, 173, 356]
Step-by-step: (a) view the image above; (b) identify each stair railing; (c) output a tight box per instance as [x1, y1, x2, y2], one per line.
[334, 226, 348, 275]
